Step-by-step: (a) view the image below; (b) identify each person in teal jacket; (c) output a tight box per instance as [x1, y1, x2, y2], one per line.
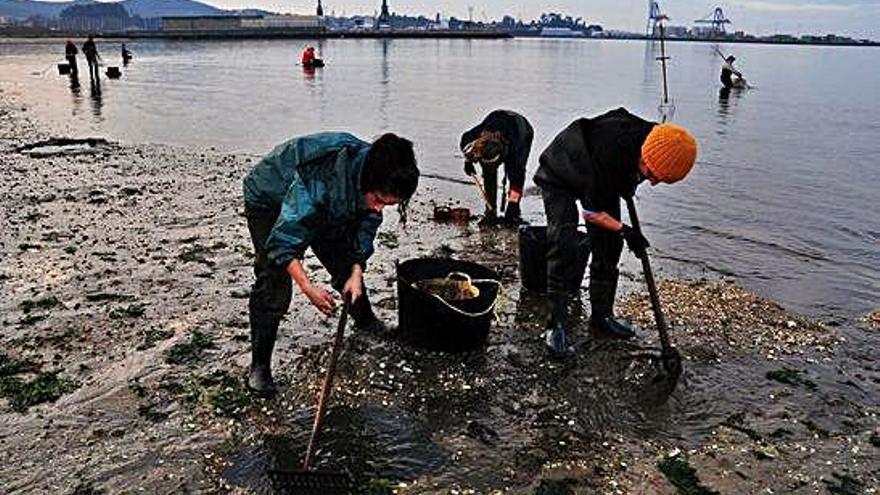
[243, 132, 419, 397]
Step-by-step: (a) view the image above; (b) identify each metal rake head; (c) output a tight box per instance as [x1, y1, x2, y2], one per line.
[269, 468, 355, 495]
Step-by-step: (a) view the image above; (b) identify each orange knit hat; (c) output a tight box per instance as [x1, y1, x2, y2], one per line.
[641, 124, 698, 184]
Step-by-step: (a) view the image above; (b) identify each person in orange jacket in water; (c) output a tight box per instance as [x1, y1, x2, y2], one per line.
[301, 46, 316, 66]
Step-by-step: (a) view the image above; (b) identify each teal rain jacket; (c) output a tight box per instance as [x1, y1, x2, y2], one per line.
[243, 132, 383, 270]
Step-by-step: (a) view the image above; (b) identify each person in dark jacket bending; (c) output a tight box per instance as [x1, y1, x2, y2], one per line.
[534, 108, 697, 357]
[243, 132, 420, 397]
[720, 55, 744, 89]
[460, 110, 534, 226]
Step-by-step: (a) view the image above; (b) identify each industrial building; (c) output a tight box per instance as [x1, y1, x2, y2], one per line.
[161, 14, 323, 33]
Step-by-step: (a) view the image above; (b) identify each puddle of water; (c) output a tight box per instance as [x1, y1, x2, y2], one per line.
[224, 404, 449, 492]
[18, 138, 111, 157]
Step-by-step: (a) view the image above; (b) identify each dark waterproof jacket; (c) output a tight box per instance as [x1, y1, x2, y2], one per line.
[459, 110, 534, 193]
[243, 132, 383, 270]
[65, 43, 78, 57]
[82, 39, 97, 60]
[534, 108, 656, 210]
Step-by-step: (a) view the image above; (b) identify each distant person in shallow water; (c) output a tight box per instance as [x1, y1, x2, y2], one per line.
[301, 46, 315, 66]
[300, 45, 324, 68]
[242, 132, 420, 398]
[64, 40, 78, 76]
[121, 43, 132, 63]
[82, 34, 100, 81]
[720, 55, 744, 89]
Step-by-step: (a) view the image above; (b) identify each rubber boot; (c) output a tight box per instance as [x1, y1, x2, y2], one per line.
[350, 292, 388, 334]
[543, 292, 570, 358]
[479, 167, 499, 227]
[589, 279, 635, 339]
[478, 208, 498, 226]
[501, 202, 524, 227]
[248, 318, 278, 398]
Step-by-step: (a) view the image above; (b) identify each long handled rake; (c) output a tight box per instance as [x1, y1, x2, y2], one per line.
[270, 296, 355, 494]
[625, 197, 683, 383]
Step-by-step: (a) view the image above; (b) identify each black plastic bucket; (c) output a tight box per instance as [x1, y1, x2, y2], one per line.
[518, 225, 590, 294]
[397, 258, 501, 353]
[57, 63, 71, 75]
[106, 67, 122, 79]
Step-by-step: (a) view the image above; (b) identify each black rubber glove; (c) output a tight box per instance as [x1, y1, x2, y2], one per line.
[503, 201, 521, 225]
[464, 160, 476, 177]
[620, 225, 650, 258]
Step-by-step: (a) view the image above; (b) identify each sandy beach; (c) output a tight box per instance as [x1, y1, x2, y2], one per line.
[1, 90, 877, 494]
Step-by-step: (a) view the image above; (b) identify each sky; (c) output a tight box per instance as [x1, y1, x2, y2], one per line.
[220, 0, 880, 38]
[32, 0, 880, 39]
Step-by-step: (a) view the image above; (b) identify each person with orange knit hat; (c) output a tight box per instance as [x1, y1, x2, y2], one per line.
[533, 107, 697, 357]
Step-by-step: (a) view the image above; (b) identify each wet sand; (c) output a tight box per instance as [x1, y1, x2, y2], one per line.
[1, 92, 877, 494]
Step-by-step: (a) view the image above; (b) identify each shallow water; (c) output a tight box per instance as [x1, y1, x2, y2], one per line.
[224, 405, 449, 492]
[2, 37, 877, 319]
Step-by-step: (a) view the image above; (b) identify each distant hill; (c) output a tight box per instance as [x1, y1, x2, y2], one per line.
[0, 0, 226, 20]
[123, 0, 223, 19]
[0, 0, 73, 19]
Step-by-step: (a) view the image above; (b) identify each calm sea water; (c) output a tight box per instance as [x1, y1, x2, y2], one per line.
[1, 37, 877, 318]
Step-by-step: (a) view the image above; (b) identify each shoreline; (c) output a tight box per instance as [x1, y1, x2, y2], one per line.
[1, 91, 877, 494]
[0, 29, 510, 41]
[2, 30, 877, 47]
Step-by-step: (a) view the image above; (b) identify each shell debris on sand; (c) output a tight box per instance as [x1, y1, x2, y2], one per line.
[618, 279, 837, 356]
[2, 90, 878, 495]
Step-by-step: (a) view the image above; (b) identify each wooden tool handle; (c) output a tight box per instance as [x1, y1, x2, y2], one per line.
[303, 295, 351, 470]
[470, 174, 494, 211]
[625, 197, 673, 354]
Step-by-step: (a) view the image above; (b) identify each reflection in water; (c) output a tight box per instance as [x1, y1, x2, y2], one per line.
[89, 78, 103, 118]
[718, 86, 731, 117]
[380, 39, 390, 85]
[716, 86, 744, 125]
[68, 72, 81, 95]
[68, 72, 83, 116]
[379, 39, 391, 129]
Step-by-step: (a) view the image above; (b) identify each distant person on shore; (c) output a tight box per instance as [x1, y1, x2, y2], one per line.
[535, 108, 697, 357]
[121, 43, 132, 64]
[460, 110, 534, 226]
[82, 35, 100, 81]
[64, 40, 78, 76]
[720, 55, 745, 89]
[242, 132, 420, 398]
